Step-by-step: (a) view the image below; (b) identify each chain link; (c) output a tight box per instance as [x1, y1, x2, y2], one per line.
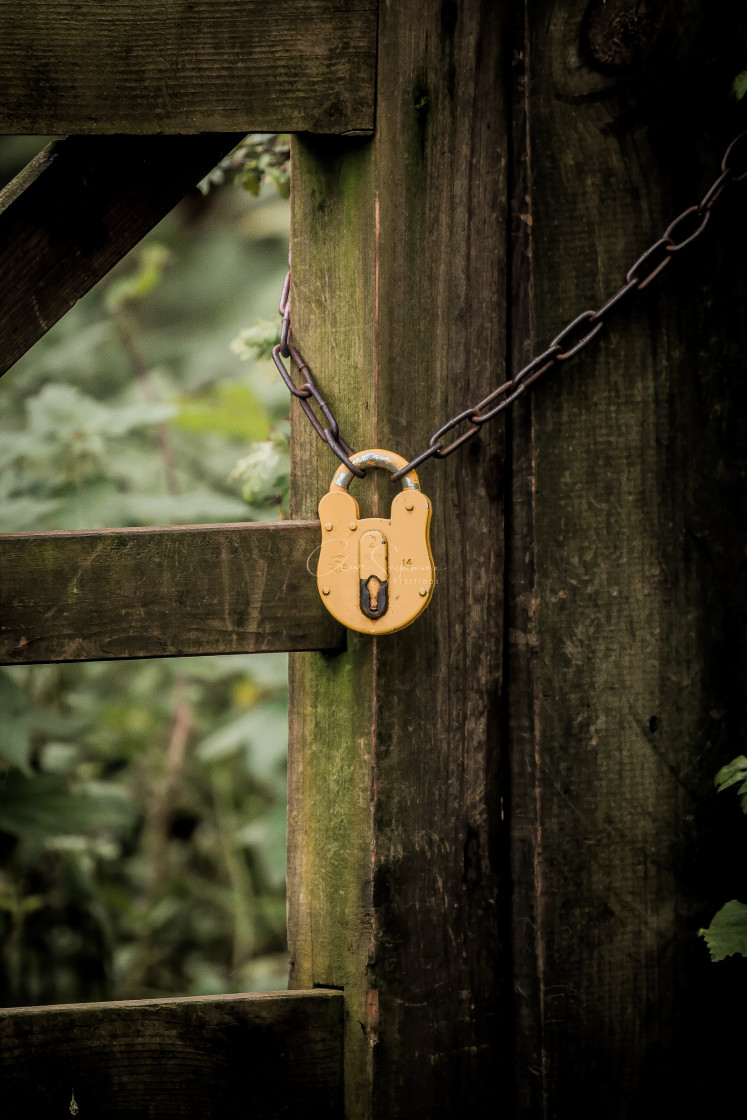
[272, 132, 747, 483]
[272, 259, 365, 477]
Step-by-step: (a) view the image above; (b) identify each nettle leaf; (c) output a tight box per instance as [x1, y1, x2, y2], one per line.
[0, 671, 32, 775]
[25, 384, 175, 453]
[230, 320, 281, 364]
[26, 383, 108, 450]
[715, 755, 747, 814]
[700, 900, 747, 961]
[733, 71, 747, 100]
[231, 438, 289, 506]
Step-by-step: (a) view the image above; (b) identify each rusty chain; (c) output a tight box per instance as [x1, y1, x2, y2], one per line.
[272, 132, 747, 484]
[272, 260, 366, 478]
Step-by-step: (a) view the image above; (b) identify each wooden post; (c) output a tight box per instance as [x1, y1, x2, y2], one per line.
[508, 1, 747, 1115]
[288, 0, 747, 1115]
[287, 2, 509, 1115]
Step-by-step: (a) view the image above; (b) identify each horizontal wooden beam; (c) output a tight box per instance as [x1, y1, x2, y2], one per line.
[0, 0, 376, 135]
[0, 134, 247, 378]
[0, 989, 343, 1118]
[0, 522, 344, 663]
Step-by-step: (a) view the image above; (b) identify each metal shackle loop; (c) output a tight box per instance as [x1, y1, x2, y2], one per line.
[330, 449, 421, 493]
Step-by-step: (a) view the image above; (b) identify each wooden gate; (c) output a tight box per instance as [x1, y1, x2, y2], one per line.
[2, 1, 747, 1116]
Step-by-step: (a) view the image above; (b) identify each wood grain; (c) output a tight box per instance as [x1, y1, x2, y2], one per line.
[0, 989, 343, 1117]
[508, 1, 747, 1115]
[0, 0, 376, 135]
[286, 2, 510, 1115]
[0, 134, 244, 378]
[0, 522, 343, 663]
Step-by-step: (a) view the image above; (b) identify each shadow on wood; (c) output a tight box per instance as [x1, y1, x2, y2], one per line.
[0, 989, 343, 1118]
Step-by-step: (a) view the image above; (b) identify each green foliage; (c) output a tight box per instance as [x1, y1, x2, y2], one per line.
[198, 134, 290, 199]
[231, 318, 282, 364]
[700, 900, 747, 962]
[714, 755, 747, 812]
[700, 756, 747, 962]
[733, 72, 747, 100]
[0, 655, 290, 1004]
[231, 426, 291, 508]
[174, 382, 269, 441]
[0, 138, 292, 1005]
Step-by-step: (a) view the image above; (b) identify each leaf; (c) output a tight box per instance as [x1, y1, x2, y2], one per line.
[174, 382, 269, 440]
[714, 756, 747, 791]
[235, 802, 287, 888]
[733, 72, 747, 100]
[230, 320, 281, 364]
[196, 702, 287, 776]
[241, 169, 263, 196]
[39, 742, 82, 775]
[25, 384, 175, 453]
[0, 671, 32, 775]
[268, 167, 290, 199]
[700, 900, 747, 961]
[231, 438, 289, 506]
[47, 479, 125, 531]
[0, 771, 137, 839]
[715, 756, 747, 814]
[100, 400, 177, 436]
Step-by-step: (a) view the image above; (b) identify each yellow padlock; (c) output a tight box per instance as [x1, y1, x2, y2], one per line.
[317, 449, 435, 635]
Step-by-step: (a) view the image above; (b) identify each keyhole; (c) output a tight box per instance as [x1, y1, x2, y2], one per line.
[366, 575, 381, 612]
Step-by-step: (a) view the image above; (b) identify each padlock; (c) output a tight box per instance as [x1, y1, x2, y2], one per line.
[317, 449, 435, 635]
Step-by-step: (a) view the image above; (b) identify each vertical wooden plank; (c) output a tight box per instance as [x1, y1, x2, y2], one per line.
[509, 1, 747, 1115]
[287, 135, 379, 1116]
[287, 2, 510, 1116]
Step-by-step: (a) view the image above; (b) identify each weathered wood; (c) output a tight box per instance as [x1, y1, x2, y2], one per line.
[286, 2, 509, 1115]
[0, 0, 376, 135]
[508, 1, 747, 1115]
[0, 134, 246, 378]
[0, 522, 343, 663]
[0, 989, 343, 1117]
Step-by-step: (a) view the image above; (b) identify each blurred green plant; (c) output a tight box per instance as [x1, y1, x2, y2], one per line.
[198, 134, 290, 198]
[0, 137, 293, 1005]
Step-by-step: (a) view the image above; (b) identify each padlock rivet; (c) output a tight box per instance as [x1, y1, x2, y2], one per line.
[349, 522, 357, 531]
[405, 501, 414, 511]
[324, 522, 333, 531]
[419, 588, 428, 597]
[322, 586, 331, 595]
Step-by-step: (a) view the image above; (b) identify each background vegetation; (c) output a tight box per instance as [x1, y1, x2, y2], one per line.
[0, 136, 292, 1005]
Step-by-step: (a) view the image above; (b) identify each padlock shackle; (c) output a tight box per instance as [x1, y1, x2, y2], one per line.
[330, 448, 421, 492]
